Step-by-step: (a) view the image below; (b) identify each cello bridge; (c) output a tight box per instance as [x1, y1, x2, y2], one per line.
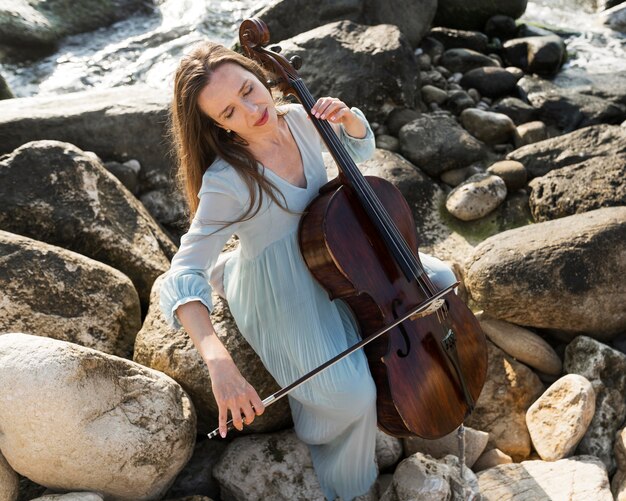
[409, 298, 445, 320]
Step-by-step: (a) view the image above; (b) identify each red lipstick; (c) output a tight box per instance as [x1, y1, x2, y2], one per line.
[254, 108, 268, 126]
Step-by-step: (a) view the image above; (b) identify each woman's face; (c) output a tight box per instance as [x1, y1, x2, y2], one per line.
[197, 62, 277, 140]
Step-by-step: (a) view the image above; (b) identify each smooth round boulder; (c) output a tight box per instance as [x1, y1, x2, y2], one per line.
[0, 140, 176, 309]
[399, 114, 487, 176]
[503, 35, 567, 76]
[460, 67, 521, 98]
[440, 48, 497, 74]
[446, 173, 507, 221]
[465, 207, 626, 340]
[514, 120, 548, 147]
[0, 333, 196, 500]
[460, 108, 516, 144]
[477, 315, 562, 375]
[486, 160, 527, 191]
[278, 21, 419, 122]
[428, 27, 489, 52]
[526, 374, 595, 461]
[491, 97, 538, 125]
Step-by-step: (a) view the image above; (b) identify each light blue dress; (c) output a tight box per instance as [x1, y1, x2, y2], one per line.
[160, 103, 456, 501]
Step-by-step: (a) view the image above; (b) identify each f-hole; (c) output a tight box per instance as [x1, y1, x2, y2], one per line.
[391, 299, 411, 358]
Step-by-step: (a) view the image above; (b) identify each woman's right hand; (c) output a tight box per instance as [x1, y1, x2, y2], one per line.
[208, 358, 265, 438]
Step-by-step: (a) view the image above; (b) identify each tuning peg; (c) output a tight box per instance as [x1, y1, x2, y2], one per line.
[270, 45, 282, 53]
[290, 55, 302, 70]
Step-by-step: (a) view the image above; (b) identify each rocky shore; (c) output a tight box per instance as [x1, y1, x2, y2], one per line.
[1, 0, 625, 500]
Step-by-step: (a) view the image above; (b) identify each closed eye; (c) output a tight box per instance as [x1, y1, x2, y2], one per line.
[224, 85, 253, 119]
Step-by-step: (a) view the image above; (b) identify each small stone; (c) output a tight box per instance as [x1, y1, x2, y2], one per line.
[446, 173, 507, 221]
[477, 315, 562, 375]
[515, 120, 548, 147]
[526, 374, 596, 461]
[375, 134, 400, 152]
[440, 164, 482, 187]
[421, 85, 448, 105]
[403, 426, 489, 467]
[460, 108, 516, 144]
[467, 88, 481, 103]
[472, 448, 513, 472]
[486, 160, 527, 191]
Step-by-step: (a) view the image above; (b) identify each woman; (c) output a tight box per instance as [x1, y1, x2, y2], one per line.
[160, 41, 456, 501]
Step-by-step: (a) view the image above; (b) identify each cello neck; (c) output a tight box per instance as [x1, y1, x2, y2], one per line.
[291, 78, 423, 282]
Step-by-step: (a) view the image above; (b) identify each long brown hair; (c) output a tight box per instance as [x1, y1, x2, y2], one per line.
[170, 41, 289, 224]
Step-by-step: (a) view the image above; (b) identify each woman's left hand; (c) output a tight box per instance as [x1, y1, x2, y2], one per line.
[311, 97, 355, 125]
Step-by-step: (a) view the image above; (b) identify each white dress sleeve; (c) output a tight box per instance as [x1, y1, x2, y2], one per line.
[333, 107, 376, 164]
[159, 168, 242, 330]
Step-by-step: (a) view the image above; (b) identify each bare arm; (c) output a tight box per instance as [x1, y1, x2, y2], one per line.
[176, 300, 264, 437]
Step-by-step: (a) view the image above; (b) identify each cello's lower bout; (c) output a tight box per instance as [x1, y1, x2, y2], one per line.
[298, 176, 488, 439]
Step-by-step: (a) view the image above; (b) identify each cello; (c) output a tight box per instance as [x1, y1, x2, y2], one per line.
[211, 18, 488, 440]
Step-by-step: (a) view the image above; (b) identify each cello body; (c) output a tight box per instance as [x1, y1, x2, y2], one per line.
[299, 176, 488, 438]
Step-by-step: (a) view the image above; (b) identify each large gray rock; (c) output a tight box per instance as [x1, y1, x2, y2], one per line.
[0, 230, 140, 358]
[0, 141, 176, 309]
[516, 75, 626, 132]
[477, 456, 613, 501]
[506, 124, 626, 179]
[0, 0, 153, 49]
[134, 274, 293, 435]
[213, 429, 370, 500]
[0, 452, 18, 501]
[565, 336, 626, 473]
[0, 333, 196, 500]
[398, 113, 487, 176]
[379, 453, 480, 500]
[278, 21, 419, 122]
[434, 0, 528, 31]
[256, 0, 437, 47]
[463, 341, 544, 461]
[465, 207, 626, 341]
[528, 155, 626, 222]
[0, 85, 181, 228]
